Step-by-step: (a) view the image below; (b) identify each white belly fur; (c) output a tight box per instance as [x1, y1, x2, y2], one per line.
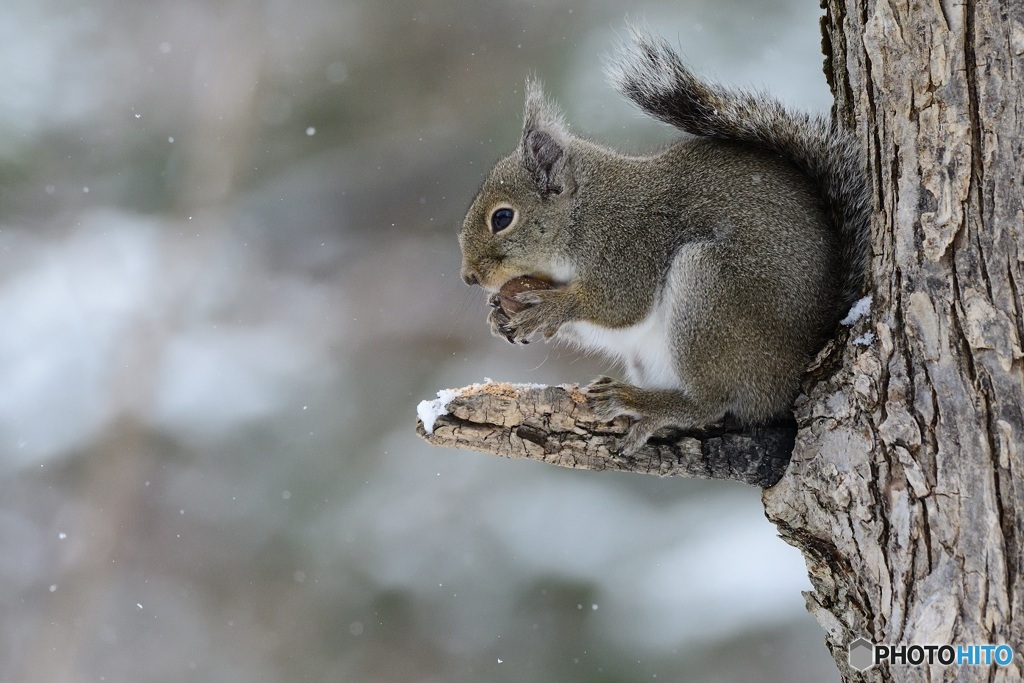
[560, 294, 682, 391]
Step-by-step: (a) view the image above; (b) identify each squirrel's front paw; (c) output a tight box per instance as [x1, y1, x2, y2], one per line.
[487, 298, 520, 344]
[502, 288, 570, 344]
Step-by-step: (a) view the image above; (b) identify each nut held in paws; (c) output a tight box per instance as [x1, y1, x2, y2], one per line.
[498, 276, 554, 315]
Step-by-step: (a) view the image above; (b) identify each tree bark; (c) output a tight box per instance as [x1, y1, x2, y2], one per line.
[417, 2, 1023, 680]
[763, 1, 1023, 680]
[417, 381, 796, 487]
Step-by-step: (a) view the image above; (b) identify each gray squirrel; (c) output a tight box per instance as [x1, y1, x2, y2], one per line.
[458, 32, 870, 455]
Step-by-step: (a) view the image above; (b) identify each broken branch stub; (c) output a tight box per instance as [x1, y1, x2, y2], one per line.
[416, 381, 795, 487]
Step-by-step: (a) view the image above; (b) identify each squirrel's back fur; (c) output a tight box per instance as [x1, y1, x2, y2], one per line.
[608, 32, 870, 314]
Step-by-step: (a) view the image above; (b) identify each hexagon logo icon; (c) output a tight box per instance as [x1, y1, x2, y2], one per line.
[848, 637, 875, 671]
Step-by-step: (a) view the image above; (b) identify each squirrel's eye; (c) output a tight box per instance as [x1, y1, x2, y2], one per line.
[490, 207, 515, 233]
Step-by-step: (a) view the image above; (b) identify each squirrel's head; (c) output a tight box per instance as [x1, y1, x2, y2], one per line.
[459, 80, 576, 292]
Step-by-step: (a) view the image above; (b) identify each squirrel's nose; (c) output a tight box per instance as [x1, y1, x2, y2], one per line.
[461, 266, 481, 286]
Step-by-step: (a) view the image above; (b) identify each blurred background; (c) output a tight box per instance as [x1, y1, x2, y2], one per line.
[0, 1, 839, 681]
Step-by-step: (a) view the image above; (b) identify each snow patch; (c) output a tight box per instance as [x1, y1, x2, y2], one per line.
[417, 388, 458, 434]
[852, 332, 876, 347]
[841, 295, 873, 326]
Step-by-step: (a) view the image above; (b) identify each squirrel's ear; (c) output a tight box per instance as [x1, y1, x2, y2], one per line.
[521, 79, 571, 196]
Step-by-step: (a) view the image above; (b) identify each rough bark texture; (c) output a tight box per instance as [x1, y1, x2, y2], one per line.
[417, 381, 795, 487]
[763, 1, 1024, 681]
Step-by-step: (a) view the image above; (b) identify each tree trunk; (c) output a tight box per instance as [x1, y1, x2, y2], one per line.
[762, 1, 1024, 680]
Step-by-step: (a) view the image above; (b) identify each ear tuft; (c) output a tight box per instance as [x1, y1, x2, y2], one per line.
[521, 79, 571, 195]
[523, 78, 569, 139]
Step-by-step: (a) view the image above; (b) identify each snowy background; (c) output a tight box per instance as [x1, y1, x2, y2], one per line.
[0, 1, 839, 681]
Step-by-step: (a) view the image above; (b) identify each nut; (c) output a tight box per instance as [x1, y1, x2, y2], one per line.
[498, 276, 553, 315]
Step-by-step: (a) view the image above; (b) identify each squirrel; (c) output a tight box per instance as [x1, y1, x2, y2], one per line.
[457, 31, 870, 455]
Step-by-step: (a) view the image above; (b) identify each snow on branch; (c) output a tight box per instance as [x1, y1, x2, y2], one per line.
[416, 381, 796, 487]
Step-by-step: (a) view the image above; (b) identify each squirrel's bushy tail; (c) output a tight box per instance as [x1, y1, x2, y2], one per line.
[608, 31, 870, 313]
